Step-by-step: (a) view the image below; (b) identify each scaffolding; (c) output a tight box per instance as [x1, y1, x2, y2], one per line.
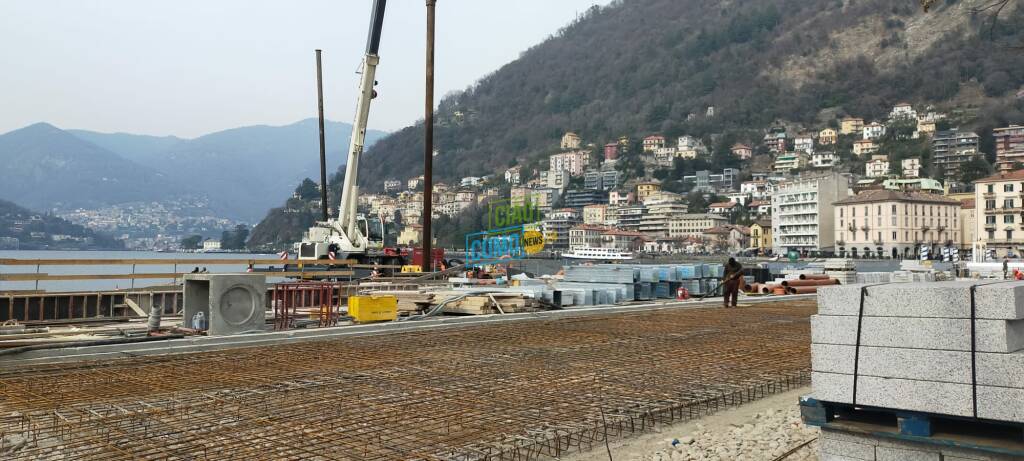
[0, 299, 816, 460]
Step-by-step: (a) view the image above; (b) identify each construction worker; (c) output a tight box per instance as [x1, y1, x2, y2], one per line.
[722, 257, 744, 308]
[1004, 258, 1010, 279]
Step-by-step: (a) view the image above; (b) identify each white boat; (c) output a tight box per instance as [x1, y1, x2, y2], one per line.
[563, 247, 634, 261]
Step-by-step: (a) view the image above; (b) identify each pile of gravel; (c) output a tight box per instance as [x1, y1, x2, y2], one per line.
[631, 406, 819, 461]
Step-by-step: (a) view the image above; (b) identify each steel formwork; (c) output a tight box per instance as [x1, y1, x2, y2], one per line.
[0, 299, 816, 460]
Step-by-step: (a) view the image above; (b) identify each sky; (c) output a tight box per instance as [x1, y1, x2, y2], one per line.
[0, 0, 612, 138]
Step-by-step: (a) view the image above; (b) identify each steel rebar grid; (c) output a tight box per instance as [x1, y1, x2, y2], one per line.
[0, 299, 816, 460]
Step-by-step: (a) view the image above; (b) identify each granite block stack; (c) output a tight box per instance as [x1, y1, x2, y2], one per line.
[809, 281, 1024, 460]
[560, 264, 724, 303]
[812, 282, 1024, 422]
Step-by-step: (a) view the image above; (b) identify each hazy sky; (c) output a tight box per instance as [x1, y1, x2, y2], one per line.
[0, 0, 611, 138]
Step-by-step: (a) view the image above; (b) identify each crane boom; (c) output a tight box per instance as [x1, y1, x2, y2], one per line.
[337, 0, 387, 247]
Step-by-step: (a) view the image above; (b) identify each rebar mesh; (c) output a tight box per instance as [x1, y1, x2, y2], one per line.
[0, 299, 816, 460]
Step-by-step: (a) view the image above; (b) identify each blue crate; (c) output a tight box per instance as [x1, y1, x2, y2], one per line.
[634, 282, 653, 300]
[654, 282, 671, 298]
[676, 264, 701, 279]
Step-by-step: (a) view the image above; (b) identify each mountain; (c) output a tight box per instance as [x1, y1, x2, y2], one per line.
[68, 119, 387, 221]
[356, 0, 1024, 188]
[0, 123, 177, 211]
[0, 198, 122, 250]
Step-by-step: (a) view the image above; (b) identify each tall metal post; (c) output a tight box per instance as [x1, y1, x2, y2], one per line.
[421, 0, 436, 271]
[315, 49, 330, 222]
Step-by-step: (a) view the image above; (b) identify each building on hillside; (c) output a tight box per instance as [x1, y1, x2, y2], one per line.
[202, 239, 221, 251]
[600, 229, 647, 251]
[917, 119, 937, 136]
[763, 130, 787, 153]
[542, 209, 582, 251]
[643, 135, 666, 153]
[819, 128, 838, 146]
[511, 186, 558, 212]
[604, 143, 619, 161]
[667, 214, 728, 239]
[774, 153, 805, 174]
[840, 117, 865, 135]
[794, 134, 815, 154]
[852, 139, 879, 157]
[564, 189, 608, 209]
[726, 192, 750, 206]
[460, 177, 484, 187]
[642, 190, 683, 205]
[865, 155, 890, 178]
[741, 180, 774, 200]
[974, 170, 1024, 257]
[862, 122, 886, 140]
[834, 189, 961, 259]
[682, 169, 739, 193]
[708, 202, 738, 216]
[702, 225, 750, 253]
[615, 204, 647, 232]
[561, 132, 582, 150]
[504, 166, 522, 185]
[890, 102, 917, 120]
[398, 224, 422, 246]
[811, 151, 838, 168]
[959, 198, 976, 252]
[882, 178, 944, 194]
[542, 167, 571, 190]
[750, 220, 773, 254]
[902, 158, 921, 179]
[994, 125, 1024, 172]
[636, 180, 662, 201]
[384, 180, 402, 193]
[771, 172, 851, 256]
[609, 190, 635, 206]
[749, 200, 772, 216]
[568, 225, 607, 250]
[932, 130, 981, 179]
[583, 204, 608, 225]
[639, 200, 689, 237]
[549, 150, 590, 177]
[677, 135, 704, 151]
[731, 144, 753, 160]
[407, 176, 424, 190]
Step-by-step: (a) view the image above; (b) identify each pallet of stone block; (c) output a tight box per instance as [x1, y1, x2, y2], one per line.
[803, 402, 1024, 461]
[811, 371, 1024, 423]
[812, 345, 1024, 389]
[817, 282, 1024, 320]
[675, 264, 702, 279]
[563, 265, 636, 284]
[554, 282, 632, 304]
[811, 315, 1024, 353]
[824, 259, 856, 271]
[635, 266, 660, 283]
[634, 282, 653, 300]
[703, 264, 725, 278]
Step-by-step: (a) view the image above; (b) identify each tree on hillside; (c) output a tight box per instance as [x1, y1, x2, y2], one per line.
[295, 178, 320, 201]
[181, 235, 202, 250]
[687, 192, 710, 213]
[220, 224, 250, 250]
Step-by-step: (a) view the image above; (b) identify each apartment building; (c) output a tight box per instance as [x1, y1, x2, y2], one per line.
[667, 214, 728, 239]
[542, 209, 582, 251]
[932, 130, 981, 180]
[974, 170, 1024, 257]
[994, 125, 1024, 172]
[639, 200, 689, 237]
[771, 172, 851, 256]
[582, 204, 608, 225]
[834, 190, 961, 259]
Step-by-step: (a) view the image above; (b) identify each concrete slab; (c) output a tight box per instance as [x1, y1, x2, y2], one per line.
[818, 282, 1024, 320]
[820, 433, 876, 460]
[811, 315, 1024, 353]
[821, 428, 1020, 461]
[812, 372, 1024, 423]
[875, 446, 940, 461]
[812, 345, 1024, 387]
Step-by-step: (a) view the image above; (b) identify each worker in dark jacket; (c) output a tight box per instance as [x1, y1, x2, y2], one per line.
[722, 257, 744, 308]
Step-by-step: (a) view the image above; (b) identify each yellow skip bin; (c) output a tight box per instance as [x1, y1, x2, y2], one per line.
[347, 295, 398, 323]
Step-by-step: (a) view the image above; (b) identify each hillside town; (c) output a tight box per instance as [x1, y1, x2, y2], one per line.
[366, 104, 1024, 260]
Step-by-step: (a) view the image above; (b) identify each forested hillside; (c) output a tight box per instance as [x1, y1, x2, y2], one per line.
[358, 0, 1024, 188]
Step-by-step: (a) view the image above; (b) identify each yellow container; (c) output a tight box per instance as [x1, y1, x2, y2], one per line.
[347, 296, 398, 323]
[401, 265, 423, 273]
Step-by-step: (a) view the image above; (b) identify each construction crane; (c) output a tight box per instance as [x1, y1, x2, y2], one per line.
[296, 0, 399, 266]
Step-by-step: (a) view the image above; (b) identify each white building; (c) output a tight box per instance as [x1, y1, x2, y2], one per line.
[549, 151, 590, 177]
[811, 151, 838, 168]
[771, 172, 851, 256]
[890, 103, 917, 121]
[202, 239, 221, 251]
[504, 167, 521, 185]
[865, 155, 890, 178]
[902, 158, 921, 179]
[384, 180, 402, 193]
[863, 122, 887, 141]
[741, 180, 773, 200]
[667, 214, 728, 239]
[794, 134, 815, 154]
[561, 132, 582, 150]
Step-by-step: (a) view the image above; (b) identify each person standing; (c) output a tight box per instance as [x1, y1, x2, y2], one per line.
[1004, 258, 1010, 280]
[722, 257, 744, 308]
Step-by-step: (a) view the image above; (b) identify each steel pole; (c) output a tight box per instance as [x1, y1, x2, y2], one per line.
[315, 49, 330, 222]
[421, 0, 436, 271]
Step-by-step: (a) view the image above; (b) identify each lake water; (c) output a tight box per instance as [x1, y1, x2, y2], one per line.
[0, 250, 277, 292]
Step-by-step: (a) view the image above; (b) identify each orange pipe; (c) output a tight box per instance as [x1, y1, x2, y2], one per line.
[782, 279, 840, 287]
[799, 274, 831, 280]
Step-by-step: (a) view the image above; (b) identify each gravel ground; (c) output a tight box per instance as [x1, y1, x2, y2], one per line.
[560, 387, 819, 461]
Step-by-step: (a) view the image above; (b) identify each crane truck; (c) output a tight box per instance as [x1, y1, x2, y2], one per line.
[295, 0, 439, 270]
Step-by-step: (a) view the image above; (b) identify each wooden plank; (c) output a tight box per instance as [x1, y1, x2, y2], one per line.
[0, 258, 356, 266]
[124, 299, 147, 317]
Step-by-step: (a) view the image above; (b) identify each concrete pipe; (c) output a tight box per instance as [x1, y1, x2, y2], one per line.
[788, 286, 820, 294]
[798, 274, 831, 280]
[781, 279, 840, 287]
